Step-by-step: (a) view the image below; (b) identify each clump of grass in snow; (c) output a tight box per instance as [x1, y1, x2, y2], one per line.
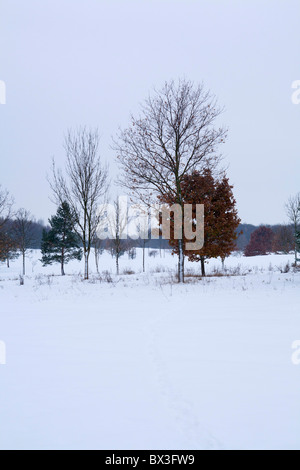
[34, 274, 54, 287]
[122, 268, 135, 275]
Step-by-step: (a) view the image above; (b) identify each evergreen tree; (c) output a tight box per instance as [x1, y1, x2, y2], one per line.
[41, 202, 82, 275]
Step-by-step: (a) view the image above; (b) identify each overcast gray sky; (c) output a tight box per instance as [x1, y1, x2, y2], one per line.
[0, 0, 299, 225]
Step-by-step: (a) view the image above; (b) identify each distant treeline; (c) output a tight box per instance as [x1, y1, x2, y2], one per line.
[236, 223, 294, 252]
[1, 218, 49, 249]
[15, 220, 292, 253]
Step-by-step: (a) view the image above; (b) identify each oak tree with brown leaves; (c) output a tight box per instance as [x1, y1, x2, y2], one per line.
[161, 168, 241, 276]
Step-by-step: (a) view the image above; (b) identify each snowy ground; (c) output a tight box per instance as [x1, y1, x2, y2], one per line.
[0, 249, 299, 450]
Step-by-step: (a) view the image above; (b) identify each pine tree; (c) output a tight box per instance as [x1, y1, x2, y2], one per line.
[41, 202, 82, 275]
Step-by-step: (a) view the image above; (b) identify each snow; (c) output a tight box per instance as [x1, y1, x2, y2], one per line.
[0, 249, 299, 450]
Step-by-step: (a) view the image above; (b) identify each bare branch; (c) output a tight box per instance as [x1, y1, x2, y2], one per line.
[0, 185, 14, 229]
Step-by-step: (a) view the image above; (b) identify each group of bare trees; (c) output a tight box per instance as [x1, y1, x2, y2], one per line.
[0, 186, 35, 275]
[1, 78, 299, 282]
[242, 194, 300, 260]
[46, 80, 226, 282]
[2, 79, 299, 282]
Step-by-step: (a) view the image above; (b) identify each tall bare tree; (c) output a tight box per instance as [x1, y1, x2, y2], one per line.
[285, 193, 300, 264]
[13, 209, 35, 275]
[114, 79, 226, 282]
[50, 128, 109, 279]
[107, 198, 129, 275]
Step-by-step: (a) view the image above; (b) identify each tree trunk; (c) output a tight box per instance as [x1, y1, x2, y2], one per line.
[7, 258, 9, 268]
[142, 244, 145, 273]
[176, 188, 184, 283]
[221, 257, 225, 271]
[294, 223, 298, 265]
[200, 256, 206, 277]
[22, 251, 25, 276]
[116, 254, 119, 275]
[95, 249, 99, 274]
[61, 247, 65, 276]
[178, 239, 184, 283]
[84, 252, 89, 280]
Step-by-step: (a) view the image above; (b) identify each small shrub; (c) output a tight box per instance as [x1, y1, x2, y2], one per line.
[277, 262, 291, 274]
[102, 270, 113, 283]
[34, 274, 53, 286]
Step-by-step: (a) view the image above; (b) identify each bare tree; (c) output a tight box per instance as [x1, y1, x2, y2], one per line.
[0, 185, 14, 229]
[285, 193, 300, 264]
[114, 79, 226, 282]
[272, 224, 294, 254]
[13, 209, 35, 275]
[106, 198, 128, 275]
[50, 128, 109, 279]
[0, 230, 19, 267]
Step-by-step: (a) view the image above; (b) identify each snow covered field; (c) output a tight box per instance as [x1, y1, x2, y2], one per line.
[0, 249, 299, 450]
